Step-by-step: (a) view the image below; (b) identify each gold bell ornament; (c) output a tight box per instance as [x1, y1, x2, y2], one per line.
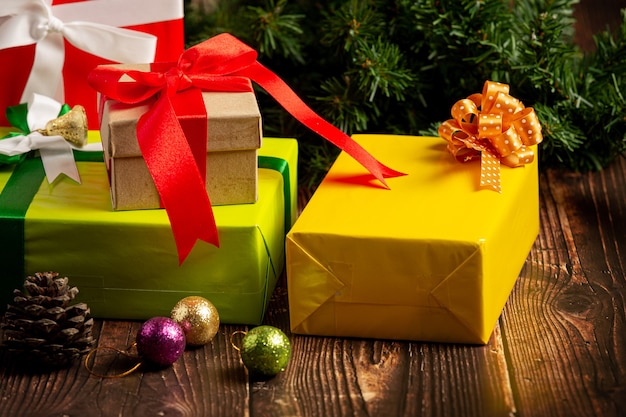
[36, 105, 88, 147]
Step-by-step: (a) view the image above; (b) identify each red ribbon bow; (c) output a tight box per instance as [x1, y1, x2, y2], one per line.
[438, 81, 543, 193]
[89, 33, 405, 263]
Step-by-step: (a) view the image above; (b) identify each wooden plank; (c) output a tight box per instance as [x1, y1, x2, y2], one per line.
[249, 277, 517, 416]
[127, 323, 251, 417]
[0, 321, 134, 417]
[574, 0, 626, 51]
[501, 158, 626, 417]
[0, 319, 251, 417]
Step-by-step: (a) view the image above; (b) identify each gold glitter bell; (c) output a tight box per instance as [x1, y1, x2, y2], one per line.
[36, 105, 88, 147]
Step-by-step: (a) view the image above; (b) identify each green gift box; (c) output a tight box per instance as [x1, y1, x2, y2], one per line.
[0, 130, 297, 324]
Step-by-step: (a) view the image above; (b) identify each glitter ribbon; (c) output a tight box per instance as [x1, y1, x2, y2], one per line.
[438, 81, 543, 192]
[88, 33, 405, 264]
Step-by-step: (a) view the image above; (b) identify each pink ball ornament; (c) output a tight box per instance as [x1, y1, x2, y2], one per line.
[136, 317, 186, 366]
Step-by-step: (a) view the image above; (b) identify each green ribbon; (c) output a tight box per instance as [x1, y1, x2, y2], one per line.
[259, 155, 292, 231]
[5, 103, 31, 134]
[0, 158, 46, 302]
[0, 151, 102, 306]
[0, 151, 291, 307]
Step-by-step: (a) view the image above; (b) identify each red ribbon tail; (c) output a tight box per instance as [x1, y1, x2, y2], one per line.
[237, 62, 407, 188]
[137, 96, 219, 264]
[168, 204, 220, 265]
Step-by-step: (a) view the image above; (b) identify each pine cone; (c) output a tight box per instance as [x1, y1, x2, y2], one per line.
[1, 272, 96, 368]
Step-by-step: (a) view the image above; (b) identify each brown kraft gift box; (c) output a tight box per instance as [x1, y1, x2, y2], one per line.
[98, 64, 262, 210]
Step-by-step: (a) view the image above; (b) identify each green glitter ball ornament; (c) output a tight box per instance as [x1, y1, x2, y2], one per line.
[238, 325, 291, 376]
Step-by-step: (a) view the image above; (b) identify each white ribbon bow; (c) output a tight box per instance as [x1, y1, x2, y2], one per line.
[0, 0, 159, 105]
[0, 94, 102, 184]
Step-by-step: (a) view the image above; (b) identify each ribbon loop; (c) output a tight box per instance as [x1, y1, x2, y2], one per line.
[491, 127, 522, 158]
[439, 80, 543, 192]
[178, 34, 259, 76]
[478, 113, 503, 139]
[511, 107, 543, 146]
[452, 98, 479, 122]
[481, 80, 509, 112]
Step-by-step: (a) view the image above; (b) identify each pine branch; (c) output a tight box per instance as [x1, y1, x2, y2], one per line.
[313, 76, 374, 132]
[313, 0, 416, 134]
[184, 0, 626, 187]
[247, 0, 306, 63]
[509, 0, 581, 101]
[319, 0, 387, 53]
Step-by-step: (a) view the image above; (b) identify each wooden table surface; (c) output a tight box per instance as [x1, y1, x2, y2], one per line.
[0, 154, 624, 417]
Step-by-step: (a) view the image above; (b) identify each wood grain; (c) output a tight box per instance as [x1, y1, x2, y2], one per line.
[248, 274, 517, 416]
[574, 0, 626, 51]
[501, 157, 626, 417]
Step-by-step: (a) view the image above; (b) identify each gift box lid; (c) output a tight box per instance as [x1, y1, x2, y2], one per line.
[99, 64, 262, 158]
[294, 135, 537, 240]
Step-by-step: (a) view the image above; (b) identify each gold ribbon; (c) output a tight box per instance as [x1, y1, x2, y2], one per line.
[438, 81, 543, 192]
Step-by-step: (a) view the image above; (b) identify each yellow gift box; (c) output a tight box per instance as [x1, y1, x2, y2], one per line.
[286, 134, 538, 344]
[0, 130, 297, 324]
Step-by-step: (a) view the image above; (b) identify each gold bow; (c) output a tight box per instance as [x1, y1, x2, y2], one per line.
[438, 80, 543, 192]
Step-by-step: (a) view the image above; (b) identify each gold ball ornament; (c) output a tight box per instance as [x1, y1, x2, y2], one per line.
[170, 296, 220, 346]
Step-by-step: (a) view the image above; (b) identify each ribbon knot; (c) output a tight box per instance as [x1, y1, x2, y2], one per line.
[42, 15, 65, 36]
[438, 80, 543, 193]
[165, 68, 193, 93]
